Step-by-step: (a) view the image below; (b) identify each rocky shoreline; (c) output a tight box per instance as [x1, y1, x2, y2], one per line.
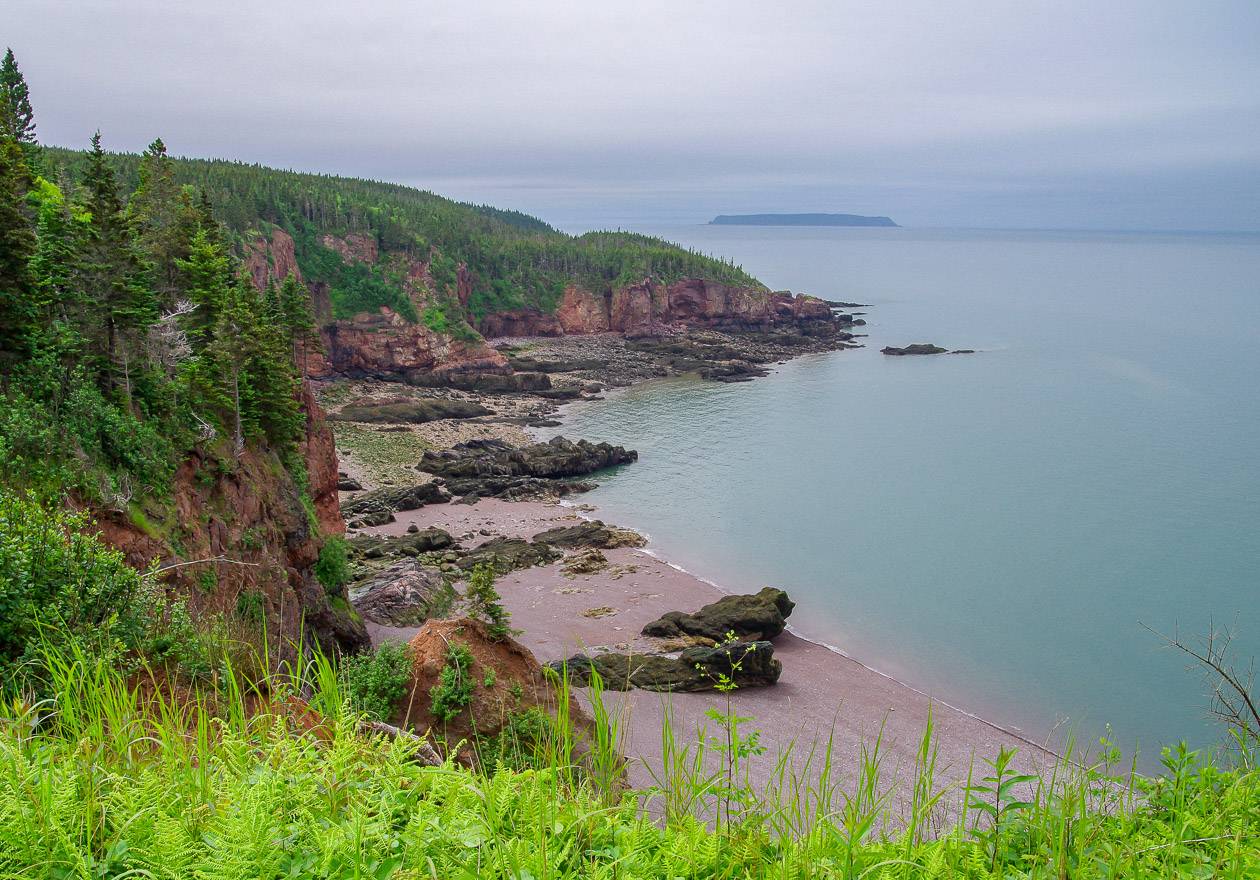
[319, 319, 1051, 793]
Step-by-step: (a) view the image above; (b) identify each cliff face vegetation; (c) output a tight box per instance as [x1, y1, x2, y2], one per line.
[1, 127, 366, 657]
[41, 147, 836, 380]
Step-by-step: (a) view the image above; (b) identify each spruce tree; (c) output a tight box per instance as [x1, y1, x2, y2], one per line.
[276, 272, 319, 374]
[129, 138, 197, 304]
[0, 138, 34, 362]
[175, 224, 231, 347]
[28, 181, 82, 325]
[75, 133, 157, 402]
[0, 49, 35, 145]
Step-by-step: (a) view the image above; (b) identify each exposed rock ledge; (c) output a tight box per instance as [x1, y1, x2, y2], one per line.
[881, 344, 976, 355]
[479, 280, 837, 339]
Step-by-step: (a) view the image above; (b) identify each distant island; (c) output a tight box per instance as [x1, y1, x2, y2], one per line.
[710, 212, 899, 227]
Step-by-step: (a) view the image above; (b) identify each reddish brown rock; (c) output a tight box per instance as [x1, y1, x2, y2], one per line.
[320, 232, 378, 265]
[244, 228, 301, 289]
[319, 307, 509, 379]
[398, 617, 591, 762]
[555, 286, 610, 334]
[478, 309, 564, 338]
[89, 381, 368, 660]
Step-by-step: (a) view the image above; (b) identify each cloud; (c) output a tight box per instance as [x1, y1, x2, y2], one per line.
[8, 0, 1259, 229]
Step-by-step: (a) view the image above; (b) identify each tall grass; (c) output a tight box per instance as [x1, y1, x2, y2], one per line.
[0, 643, 1255, 878]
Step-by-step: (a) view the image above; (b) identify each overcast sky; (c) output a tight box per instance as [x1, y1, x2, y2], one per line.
[8, 1, 1260, 230]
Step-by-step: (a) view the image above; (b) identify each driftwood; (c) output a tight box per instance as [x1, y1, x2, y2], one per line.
[359, 718, 444, 766]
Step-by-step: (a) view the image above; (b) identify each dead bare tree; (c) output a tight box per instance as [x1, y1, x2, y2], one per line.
[1143, 619, 1259, 746]
[146, 299, 197, 374]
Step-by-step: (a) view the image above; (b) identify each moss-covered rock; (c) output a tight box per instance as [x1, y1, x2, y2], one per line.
[553, 640, 781, 692]
[641, 587, 795, 642]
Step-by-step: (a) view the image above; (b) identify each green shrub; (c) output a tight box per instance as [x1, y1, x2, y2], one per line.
[429, 642, 474, 722]
[0, 490, 146, 676]
[238, 527, 264, 552]
[314, 535, 350, 594]
[1, 640, 1257, 878]
[477, 707, 552, 772]
[234, 590, 265, 624]
[465, 564, 514, 640]
[340, 643, 411, 721]
[0, 491, 225, 688]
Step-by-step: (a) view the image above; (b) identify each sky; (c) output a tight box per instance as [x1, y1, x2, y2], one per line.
[7, 0, 1260, 231]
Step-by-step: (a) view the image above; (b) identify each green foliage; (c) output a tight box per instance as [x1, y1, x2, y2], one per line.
[234, 589, 264, 624]
[0, 490, 145, 675]
[0, 645, 1256, 879]
[477, 707, 553, 772]
[295, 230, 419, 321]
[314, 535, 350, 595]
[339, 643, 411, 721]
[38, 144, 765, 328]
[483, 666, 497, 688]
[429, 642, 474, 723]
[0, 48, 35, 145]
[420, 302, 451, 334]
[0, 491, 219, 688]
[465, 563, 514, 640]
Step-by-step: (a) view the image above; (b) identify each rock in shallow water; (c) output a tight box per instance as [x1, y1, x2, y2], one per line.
[881, 343, 948, 355]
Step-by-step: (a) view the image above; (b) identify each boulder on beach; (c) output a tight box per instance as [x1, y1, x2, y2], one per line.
[552, 640, 782, 692]
[532, 520, 646, 550]
[341, 482, 452, 524]
[350, 528, 455, 560]
[417, 437, 637, 500]
[398, 617, 592, 763]
[331, 397, 491, 424]
[455, 537, 562, 574]
[642, 587, 795, 643]
[352, 562, 448, 627]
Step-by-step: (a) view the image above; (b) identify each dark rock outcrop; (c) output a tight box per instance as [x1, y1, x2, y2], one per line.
[349, 528, 455, 560]
[552, 641, 781, 692]
[642, 587, 795, 643]
[455, 537, 562, 574]
[506, 356, 606, 374]
[341, 482, 451, 527]
[881, 344, 948, 355]
[404, 370, 552, 394]
[418, 437, 636, 499]
[532, 520, 646, 549]
[331, 397, 491, 424]
[351, 561, 448, 627]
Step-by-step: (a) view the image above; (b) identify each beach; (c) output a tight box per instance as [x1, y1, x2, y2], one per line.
[360, 496, 1054, 800]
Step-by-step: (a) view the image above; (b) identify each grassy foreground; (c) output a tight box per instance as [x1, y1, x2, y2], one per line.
[0, 647, 1256, 879]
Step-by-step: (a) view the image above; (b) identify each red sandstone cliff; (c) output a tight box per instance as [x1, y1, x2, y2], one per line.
[248, 231, 509, 380]
[247, 229, 837, 381]
[92, 382, 368, 659]
[480, 280, 834, 339]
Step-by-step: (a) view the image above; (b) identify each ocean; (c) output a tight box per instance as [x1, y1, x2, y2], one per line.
[552, 225, 1260, 759]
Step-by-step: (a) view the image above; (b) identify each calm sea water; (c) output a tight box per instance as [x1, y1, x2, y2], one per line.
[555, 226, 1260, 757]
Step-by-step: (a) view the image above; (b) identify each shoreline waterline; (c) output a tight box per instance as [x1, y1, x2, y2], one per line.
[558, 482, 1061, 762]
